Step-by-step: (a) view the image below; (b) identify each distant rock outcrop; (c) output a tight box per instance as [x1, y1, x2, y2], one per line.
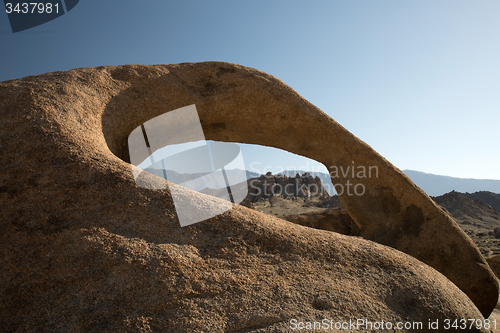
[0, 63, 495, 331]
[280, 170, 336, 195]
[243, 172, 329, 204]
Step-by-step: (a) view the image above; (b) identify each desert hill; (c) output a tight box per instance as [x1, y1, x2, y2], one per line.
[432, 191, 500, 257]
[464, 191, 500, 213]
[432, 191, 500, 233]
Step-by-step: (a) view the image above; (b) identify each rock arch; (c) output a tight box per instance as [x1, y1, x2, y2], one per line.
[101, 62, 497, 316]
[0, 62, 496, 330]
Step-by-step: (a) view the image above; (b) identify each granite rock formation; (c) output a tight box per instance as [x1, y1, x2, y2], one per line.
[0, 62, 496, 331]
[244, 172, 329, 203]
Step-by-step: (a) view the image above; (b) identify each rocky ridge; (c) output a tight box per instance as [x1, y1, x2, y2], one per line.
[433, 191, 500, 231]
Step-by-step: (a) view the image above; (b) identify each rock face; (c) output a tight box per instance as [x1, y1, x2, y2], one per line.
[0, 62, 496, 331]
[284, 209, 360, 236]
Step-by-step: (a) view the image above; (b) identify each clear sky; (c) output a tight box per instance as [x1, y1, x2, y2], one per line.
[1, 1, 499, 179]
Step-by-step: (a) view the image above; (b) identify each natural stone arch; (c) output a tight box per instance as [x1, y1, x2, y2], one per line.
[101, 62, 497, 316]
[0, 62, 496, 330]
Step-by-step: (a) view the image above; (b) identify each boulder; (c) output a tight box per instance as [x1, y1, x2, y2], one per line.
[0, 62, 495, 331]
[487, 255, 500, 280]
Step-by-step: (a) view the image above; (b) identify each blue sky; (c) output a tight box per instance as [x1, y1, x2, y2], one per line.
[1, 1, 499, 179]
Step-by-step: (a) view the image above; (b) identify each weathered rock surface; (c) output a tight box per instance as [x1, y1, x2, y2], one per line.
[0, 62, 495, 331]
[284, 209, 360, 236]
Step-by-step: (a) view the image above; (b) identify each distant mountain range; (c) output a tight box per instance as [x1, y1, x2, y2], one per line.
[141, 167, 499, 197]
[402, 170, 500, 196]
[142, 168, 260, 191]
